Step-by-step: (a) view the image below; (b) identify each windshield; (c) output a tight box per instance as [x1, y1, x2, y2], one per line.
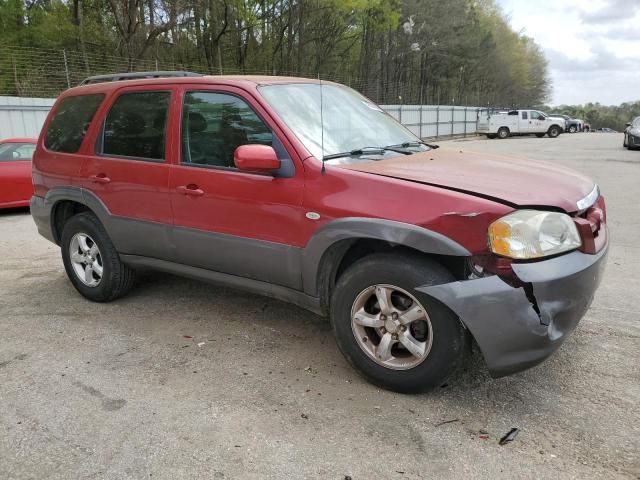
[259, 83, 423, 162]
[633, 117, 640, 128]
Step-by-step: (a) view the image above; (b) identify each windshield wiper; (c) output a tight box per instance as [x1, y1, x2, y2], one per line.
[323, 145, 414, 161]
[385, 140, 439, 150]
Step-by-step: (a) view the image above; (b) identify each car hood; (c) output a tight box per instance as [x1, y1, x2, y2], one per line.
[338, 149, 595, 212]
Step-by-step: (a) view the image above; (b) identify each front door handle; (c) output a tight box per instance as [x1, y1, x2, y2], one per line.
[89, 173, 111, 184]
[176, 184, 204, 197]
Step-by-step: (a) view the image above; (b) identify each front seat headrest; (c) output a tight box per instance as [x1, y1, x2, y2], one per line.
[188, 112, 207, 133]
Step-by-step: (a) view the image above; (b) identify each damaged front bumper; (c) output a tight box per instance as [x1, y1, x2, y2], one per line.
[417, 243, 608, 377]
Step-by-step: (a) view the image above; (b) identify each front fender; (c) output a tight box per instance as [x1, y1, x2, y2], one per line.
[301, 217, 470, 296]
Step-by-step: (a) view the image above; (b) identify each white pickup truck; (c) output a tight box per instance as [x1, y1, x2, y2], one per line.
[477, 109, 565, 139]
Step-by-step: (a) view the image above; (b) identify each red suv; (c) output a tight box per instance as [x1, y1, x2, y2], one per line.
[31, 72, 608, 392]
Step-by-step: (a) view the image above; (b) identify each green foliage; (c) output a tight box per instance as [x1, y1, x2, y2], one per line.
[546, 102, 640, 131]
[1, 0, 552, 106]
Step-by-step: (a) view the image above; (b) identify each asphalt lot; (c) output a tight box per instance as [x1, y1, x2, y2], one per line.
[1, 132, 638, 479]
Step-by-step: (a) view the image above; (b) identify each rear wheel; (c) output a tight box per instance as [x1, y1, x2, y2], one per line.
[568, 125, 577, 133]
[497, 127, 510, 139]
[330, 252, 469, 393]
[548, 125, 561, 138]
[61, 212, 135, 302]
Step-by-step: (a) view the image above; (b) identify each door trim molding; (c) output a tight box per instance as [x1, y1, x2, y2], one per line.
[120, 254, 322, 315]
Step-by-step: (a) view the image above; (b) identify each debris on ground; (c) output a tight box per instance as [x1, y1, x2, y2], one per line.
[499, 427, 520, 445]
[435, 418, 459, 427]
[301, 413, 308, 419]
[183, 335, 193, 339]
[197, 342, 205, 347]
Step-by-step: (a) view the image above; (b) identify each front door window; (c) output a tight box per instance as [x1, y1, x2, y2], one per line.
[182, 91, 273, 168]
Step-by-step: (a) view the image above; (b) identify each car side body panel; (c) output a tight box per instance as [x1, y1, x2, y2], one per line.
[0, 159, 32, 208]
[0, 138, 37, 208]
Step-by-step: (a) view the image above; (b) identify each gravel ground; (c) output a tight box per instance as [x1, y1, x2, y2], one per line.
[0, 132, 638, 479]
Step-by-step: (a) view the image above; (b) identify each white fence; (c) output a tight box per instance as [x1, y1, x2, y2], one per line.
[0, 96, 480, 140]
[381, 105, 480, 139]
[0, 96, 55, 139]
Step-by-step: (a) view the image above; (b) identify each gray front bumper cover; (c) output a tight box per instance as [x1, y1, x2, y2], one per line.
[417, 245, 608, 377]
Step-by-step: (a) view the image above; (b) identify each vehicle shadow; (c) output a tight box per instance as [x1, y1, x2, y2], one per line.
[0, 206, 30, 217]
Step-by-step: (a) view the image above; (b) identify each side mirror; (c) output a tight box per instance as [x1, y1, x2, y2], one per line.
[234, 145, 280, 173]
[626, 122, 632, 127]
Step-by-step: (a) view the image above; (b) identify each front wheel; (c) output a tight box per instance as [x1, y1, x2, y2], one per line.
[61, 212, 135, 302]
[548, 125, 561, 138]
[497, 127, 510, 139]
[330, 253, 469, 393]
[623, 134, 628, 148]
[568, 125, 577, 133]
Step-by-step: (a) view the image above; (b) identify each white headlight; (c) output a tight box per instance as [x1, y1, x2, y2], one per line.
[488, 210, 582, 259]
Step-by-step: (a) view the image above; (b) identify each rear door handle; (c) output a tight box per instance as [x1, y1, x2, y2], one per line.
[89, 173, 111, 184]
[176, 184, 204, 197]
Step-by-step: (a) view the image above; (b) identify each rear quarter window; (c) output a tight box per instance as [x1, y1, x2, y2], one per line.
[44, 94, 104, 153]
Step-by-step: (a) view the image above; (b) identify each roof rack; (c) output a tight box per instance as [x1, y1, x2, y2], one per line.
[80, 71, 203, 85]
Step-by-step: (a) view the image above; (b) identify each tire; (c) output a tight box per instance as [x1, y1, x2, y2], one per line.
[623, 134, 628, 148]
[60, 212, 135, 302]
[535, 133, 545, 138]
[330, 252, 469, 393]
[497, 127, 510, 139]
[548, 125, 561, 138]
[486, 134, 497, 139]
[568, 125, 577, 133]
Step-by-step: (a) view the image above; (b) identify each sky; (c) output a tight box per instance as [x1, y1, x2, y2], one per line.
[496, 0, 640, 106]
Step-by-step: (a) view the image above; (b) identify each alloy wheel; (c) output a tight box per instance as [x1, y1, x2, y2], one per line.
[350, 284, 433, 370]
[69, 233, 103, 287]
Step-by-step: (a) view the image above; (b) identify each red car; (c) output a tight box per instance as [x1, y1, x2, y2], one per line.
[30, 72, 608, 392]
[0, 137, 37, 208]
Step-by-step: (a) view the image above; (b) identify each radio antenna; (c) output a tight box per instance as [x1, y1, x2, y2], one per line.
[319, 73, 326, 174]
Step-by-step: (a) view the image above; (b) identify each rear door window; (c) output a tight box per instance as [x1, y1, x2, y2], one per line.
[521, 111, 528, 120]
[101, 91, 171, 161]
[44, 94, 104, 153]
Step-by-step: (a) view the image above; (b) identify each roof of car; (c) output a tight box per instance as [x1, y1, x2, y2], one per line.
[62, 74, 330, 96]
[0, 137, 38, 144]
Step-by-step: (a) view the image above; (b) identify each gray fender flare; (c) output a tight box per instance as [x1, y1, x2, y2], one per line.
[44, 187, 173, 258]
[44, 186, 113, 243]
[301, 217, 470, 296]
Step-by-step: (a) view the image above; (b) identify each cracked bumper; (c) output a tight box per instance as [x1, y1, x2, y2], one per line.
[417, 242, 608, 377]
